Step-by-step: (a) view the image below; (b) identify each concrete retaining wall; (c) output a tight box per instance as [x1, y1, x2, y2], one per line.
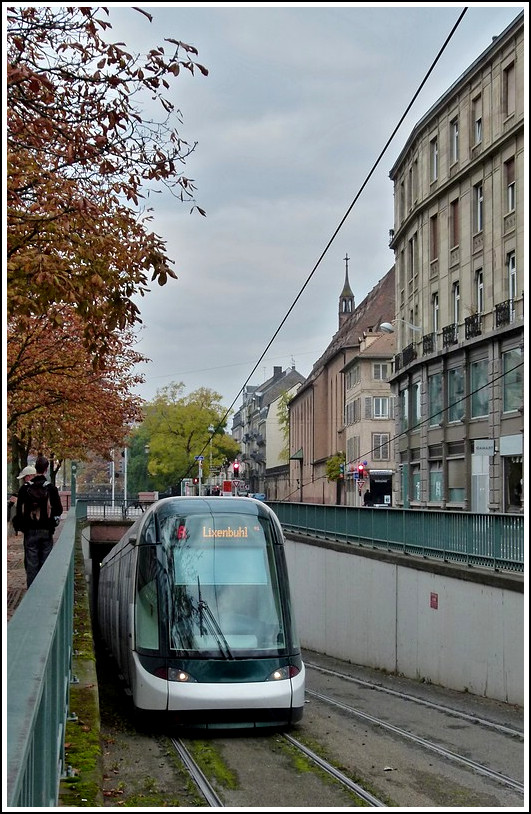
[284, 535, 524, 705]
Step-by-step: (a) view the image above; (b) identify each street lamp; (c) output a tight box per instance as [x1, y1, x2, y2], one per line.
[379, 319, 422, 334]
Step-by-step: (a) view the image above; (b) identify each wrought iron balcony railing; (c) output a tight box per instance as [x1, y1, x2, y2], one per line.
[465, 313, 482, 339]
[442, 323, 458, 347]
[423, 332, 435, 355]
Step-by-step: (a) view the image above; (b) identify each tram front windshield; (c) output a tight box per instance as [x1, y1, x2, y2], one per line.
[161, 512, 286, 655]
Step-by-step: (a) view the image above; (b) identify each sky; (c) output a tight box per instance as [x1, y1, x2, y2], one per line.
[103, 2, 525, 415]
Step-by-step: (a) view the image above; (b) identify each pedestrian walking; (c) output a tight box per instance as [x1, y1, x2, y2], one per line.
[9, 465, 37, 526]
[14, 455, 63, 588]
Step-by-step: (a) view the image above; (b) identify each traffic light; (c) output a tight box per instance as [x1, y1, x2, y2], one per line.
[357, 463, 365, 477]
[339, 463, 345, 479]
[193, 477, 199, 485]
[233, 461, 240, 476]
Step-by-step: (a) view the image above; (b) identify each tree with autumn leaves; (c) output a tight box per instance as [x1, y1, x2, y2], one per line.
[6, 7, 209, 486]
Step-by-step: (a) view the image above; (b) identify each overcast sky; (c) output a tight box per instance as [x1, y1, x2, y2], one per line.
[105, 2, 524, 414]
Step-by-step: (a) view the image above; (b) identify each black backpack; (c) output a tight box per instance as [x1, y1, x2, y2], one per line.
[24, 481, 53, 528]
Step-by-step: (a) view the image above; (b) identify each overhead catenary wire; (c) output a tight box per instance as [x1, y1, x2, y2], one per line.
[188, 8, 469, 469]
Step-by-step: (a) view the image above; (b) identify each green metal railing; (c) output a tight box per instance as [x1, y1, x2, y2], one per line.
[7, 510, 76, 807]
[268, 502, 524, 572]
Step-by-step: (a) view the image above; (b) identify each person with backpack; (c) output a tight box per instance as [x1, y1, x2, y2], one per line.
[14, 455, 63, 588]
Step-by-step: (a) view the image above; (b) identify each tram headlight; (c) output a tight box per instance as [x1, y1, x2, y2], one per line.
[168, 667, 197, 683]
[266, 665, 301, 681]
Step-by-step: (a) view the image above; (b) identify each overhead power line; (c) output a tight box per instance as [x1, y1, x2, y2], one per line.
[217, 8, 469, 427]
[188, 7, 469, 469]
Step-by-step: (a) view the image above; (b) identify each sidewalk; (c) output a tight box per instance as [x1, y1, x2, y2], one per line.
[6, 528, 26, 622]
[6, 520, 66, 622]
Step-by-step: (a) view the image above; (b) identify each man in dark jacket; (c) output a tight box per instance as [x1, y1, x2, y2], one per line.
[14, 455, 63, 588]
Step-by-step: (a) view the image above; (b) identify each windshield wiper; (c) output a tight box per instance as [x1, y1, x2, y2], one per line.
[197, 576, 233, 659]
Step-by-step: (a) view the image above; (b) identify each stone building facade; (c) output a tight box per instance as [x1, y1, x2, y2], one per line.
[288, 263, 396, 504]
[388, 11, 524, 512]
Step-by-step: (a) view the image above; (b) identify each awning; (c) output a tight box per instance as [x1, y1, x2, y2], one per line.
[290, 448, 304, 460]
[368, 470, 393, 476]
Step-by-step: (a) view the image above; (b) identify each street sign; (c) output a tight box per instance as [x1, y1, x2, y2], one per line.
[194, 455, 204, 461]
[354, 472, 359, 480]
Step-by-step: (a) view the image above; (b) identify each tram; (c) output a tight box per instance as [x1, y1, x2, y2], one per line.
[97, 495, 305, 728]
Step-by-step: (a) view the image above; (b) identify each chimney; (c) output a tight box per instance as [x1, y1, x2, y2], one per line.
[273, 366, 282, 378]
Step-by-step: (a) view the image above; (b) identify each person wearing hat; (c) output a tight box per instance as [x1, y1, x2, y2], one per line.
[13, 455, 63, 588]
[8, 465, 37, 527]
[18, 464, 37, 483]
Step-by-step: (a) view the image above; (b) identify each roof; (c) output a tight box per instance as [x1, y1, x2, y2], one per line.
[297, 265, 396, 392]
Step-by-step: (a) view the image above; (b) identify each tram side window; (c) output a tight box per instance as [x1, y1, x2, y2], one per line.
[135, 545, 159, 650]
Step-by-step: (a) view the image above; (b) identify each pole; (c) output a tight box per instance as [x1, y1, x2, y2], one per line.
[71, 462, 77, 506]
[123, 447, 128, 505]
[198, 461, 203, 496]
[111, 450, 115, 507]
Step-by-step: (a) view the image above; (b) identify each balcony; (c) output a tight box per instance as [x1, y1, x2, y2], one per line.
[495, 299, 513, 328]
[423, 332, 436, 355]
[442, 323, 458, 348]
[465, 313, 482, 339]
[402, 343, 417, 367]
[393, 352, 402, 372]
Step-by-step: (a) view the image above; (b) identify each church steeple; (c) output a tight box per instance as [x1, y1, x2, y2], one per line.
[339, 253, 355, 327]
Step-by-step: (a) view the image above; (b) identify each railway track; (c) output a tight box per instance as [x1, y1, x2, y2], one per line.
[171, 733, 388, 807]
[100, 649, 524, 807]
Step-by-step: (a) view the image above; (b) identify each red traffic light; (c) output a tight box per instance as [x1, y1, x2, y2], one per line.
[193, 477, 199, 484]
[357, 463, 364, 474]
[233, 461, 240, 473]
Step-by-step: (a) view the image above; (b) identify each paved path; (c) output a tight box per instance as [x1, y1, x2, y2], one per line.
[6, 520, 66, 622]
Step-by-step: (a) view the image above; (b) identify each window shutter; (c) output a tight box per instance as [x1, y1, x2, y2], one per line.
[365, 397, 372, 419]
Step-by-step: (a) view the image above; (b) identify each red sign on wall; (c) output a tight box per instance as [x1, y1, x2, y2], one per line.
[430, 592, 439, 609]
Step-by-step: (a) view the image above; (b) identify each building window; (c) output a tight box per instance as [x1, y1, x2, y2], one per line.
[472, 96, 482, 144]
[400, 388, 409, 432]
[408, 233, 417, 289]
[430, 136, 438, 182]
[428, 372, 443, 425]
[373, 433, 390, 461]
[473, 182, 483, 232]
[429, 461, 443, 501]
[429, 214, 438, 261]
[373, 397, 389, 418]
[508, 251, 517, 319]
[450, 199, 459, 247]
[411, 464, 421, 501]
[411, 381, 421, 428]
[453, 281, 460, 326]
[475, 269, 484, 314]
[448, 367, 464, 422]
[373, 363, 388, 381]
[447, 458, 465, 502]
[346, 363, 360, 389]
[347, 435, 360, 464]
[470, 359, 489, 418]
[450, 117, 459, 164]
[503, 62, 515, 117]
[502, 347, 523, 413]
[432, 292, 439, 333]
[505, 157, 515, 212]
